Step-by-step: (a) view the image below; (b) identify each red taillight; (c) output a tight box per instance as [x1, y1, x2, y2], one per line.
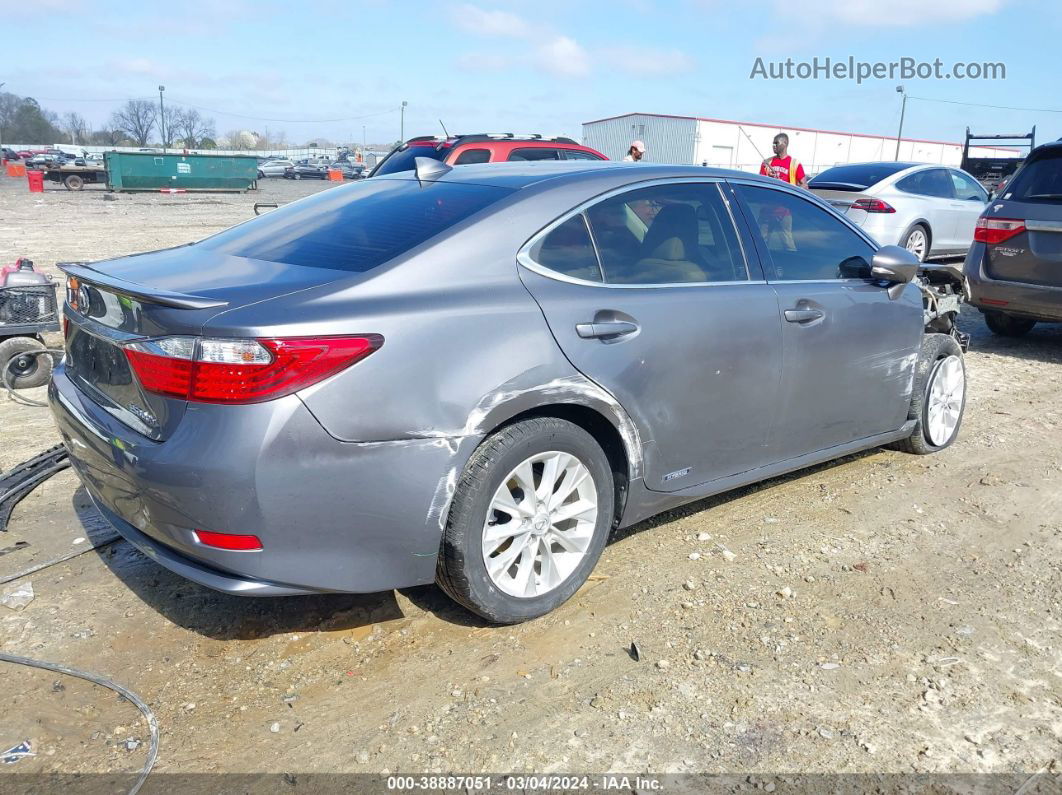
[974, 217, 1026, 244]
[851, 198, 896, 213]
[193, 530, 263, 551]
[123, 334, 382, 404]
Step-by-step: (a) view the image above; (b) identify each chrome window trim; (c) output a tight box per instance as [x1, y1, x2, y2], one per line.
[518, 176, 757, 289]
[1026, 219, 1062, 233]
[770, 278, 877, 285]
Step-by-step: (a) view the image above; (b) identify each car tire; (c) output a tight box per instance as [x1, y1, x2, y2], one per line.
[0, 336, 52, 390]
[983, 311, 1036, 337]
[890, 333, 966, 455]
[294, 173, 301, 180]
[437, 417, 615, 624]
[901, 224, 931, 262]
[63, 174, 84, 191]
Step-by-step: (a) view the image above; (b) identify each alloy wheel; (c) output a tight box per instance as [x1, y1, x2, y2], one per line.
[481, 451, 598, 598]
[925, 355, 964, 446]
[905, 228, 927, 260]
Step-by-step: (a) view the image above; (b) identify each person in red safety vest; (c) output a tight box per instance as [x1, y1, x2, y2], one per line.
[759, 132, 808, 187]
[756, 132, 807, 254]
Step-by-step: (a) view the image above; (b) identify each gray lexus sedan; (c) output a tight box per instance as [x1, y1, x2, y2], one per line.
[50, 161, 967, 623]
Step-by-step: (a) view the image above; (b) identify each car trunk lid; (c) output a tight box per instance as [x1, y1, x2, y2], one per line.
[59, 248, 352, 440]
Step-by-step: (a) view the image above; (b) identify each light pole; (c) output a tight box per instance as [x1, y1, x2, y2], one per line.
[0, 82, 6, 157]
[400, 100, 407, 142]
[894, 85, 907, 161]
[158, 85, 166, 153]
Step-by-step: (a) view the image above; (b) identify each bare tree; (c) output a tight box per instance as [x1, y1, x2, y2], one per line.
[89, 127, 127, 146]
[63, 112, 89, 145]
[172, 108, 215, 149]
[111, 100, 157, 147]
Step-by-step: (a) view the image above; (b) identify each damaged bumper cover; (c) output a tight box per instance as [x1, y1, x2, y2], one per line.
[49, 365, 474, 595]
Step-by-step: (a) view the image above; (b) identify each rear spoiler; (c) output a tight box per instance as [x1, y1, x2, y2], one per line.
[57, 262, 229, 310]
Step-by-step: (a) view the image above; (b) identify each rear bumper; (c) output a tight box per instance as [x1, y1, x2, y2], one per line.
[49, 365, 474, 595]
[963, 243, 1062, 322]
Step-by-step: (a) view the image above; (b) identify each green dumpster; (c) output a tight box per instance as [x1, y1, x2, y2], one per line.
[103, 152, 258, 192]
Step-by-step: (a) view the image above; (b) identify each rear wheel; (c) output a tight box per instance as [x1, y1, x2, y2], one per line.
[984, 311, 1036, 337]
[0, 337, 52, 390]
[902, 224, 930, 261]
[437, 417, 614, 624]
[63, 174, 84, 191]
[891, 334, 966, 455]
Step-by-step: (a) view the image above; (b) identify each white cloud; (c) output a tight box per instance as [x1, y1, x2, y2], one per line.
[455, 52, 516, 71]
[455, 4, 535, 38]
[536, 36, 591, 78]
[815, 0, 1005, 25]
[602, 45, 695, 76]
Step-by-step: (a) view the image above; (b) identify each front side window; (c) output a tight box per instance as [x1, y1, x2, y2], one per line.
[584, 182, 747, 284]
[562, 149, 605, 161]
[951, 170, 988, 202]
[528, 214, 602, 282]
[735, 185, 875, 281]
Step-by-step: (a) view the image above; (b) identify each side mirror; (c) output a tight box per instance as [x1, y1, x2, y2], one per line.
[871, 245, 920, 300]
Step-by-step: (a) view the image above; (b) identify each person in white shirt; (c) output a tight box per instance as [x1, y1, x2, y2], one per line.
[623, 140, 646, 162]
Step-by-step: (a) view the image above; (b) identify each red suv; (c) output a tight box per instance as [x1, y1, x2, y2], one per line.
[369, 134, 607, 176]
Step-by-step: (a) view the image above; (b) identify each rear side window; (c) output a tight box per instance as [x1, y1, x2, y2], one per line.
[508, 148, 561, 161]
[199, 179, 513, 272]
[1005, 151, 1062, 202]
[528, 214, 602, 282]
[371, 144, 448, 176]
[809, 162, 913, 190]
[896, 169, 954, 199]
[585, 182, 747, 284]
[454, 148, 491, 165]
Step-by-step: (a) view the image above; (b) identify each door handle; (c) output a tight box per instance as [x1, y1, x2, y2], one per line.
[784, 308, 824, 323]
[575, 320, 639, 339]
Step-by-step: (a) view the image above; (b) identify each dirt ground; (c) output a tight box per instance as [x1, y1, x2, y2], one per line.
[0, 173, 1059, 785]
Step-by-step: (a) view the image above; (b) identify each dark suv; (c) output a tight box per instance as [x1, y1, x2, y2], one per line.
[965, 140, 1062, 336]
[369, 134, 606, 177]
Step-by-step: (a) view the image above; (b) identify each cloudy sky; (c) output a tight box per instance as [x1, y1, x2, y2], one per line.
[3, 0, 1059, 146]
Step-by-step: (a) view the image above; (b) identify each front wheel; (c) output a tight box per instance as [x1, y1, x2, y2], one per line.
[293, 173, 301, 180]
[984, 311, 1036, 337]
[891, 334, 966, 455]
[437, 417, 615, 624]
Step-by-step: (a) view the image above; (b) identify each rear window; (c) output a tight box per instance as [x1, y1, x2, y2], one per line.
[371, 144, 448, 176]
[198, 179, 513, 272]
[810, 163, 914, 191]
[1005, 150, 1062, 202]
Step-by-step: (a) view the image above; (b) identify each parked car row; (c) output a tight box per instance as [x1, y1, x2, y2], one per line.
[256, 158, 367, 180]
